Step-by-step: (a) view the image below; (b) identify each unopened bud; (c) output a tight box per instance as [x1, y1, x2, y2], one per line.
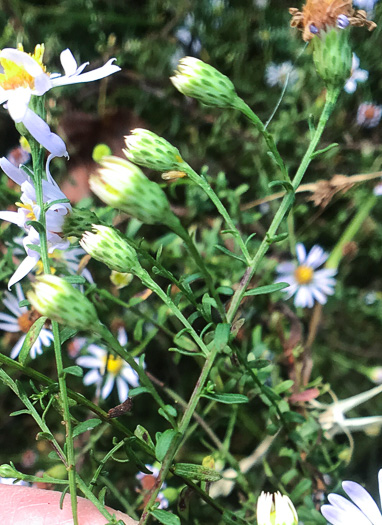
[257, 492, 298, 525]
[27, 275, 100, 331]
[80, 225, 140, 274]
[90, 156, 173, 225]
[312, 28, 352, 89]
[171, 57, 238, 108]
[124, 129, 185, 172]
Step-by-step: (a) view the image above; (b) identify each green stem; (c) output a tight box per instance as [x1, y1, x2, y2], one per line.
[226, 87, 340, 323]
[134, 267, 211, 357]
[30, 139, 79, 525]
[138, 343, 221, 525]
[183, 166, 251, 263]
[234, 97, 288, 180]
[167, 215, 226, 319]
[326, 194, 377, 269]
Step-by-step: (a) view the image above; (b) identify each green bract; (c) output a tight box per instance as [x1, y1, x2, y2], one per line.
[312, 28, 352, 89]
[80, 225, 140, 274]
[171, 56, 238, 108]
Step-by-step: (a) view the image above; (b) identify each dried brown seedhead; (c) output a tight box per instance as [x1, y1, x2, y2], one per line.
[289, 0, 376, 41]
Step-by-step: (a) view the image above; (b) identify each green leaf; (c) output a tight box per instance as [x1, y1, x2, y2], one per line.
[214, 245, 246, 263]
[18, 316, 48, 365]
[201, 393, 249, 404]
[59, 327, 78, 344]
[45, 198, 71, 210]
[244, 282, 289, 297]
[216, 286, 234, 296]
[310, 142, 339, 159]
[10, 410, 30, 417]
[213, 323, 231, 350]
[18, 299, 30, 308]
[128, 387, 150, 397]
[283, 411, 305, 423]
[168, 347, 204, 357]
[247, 359, 271, 369]
[72, 418, 102, 438]
[155, 429, 178, 461]
[274, 380, 294, 394]
[268, 180, 294, 193]
[134, 425, 155, 449]
[174, 463, 222, 482]
[61, 366, 83, 378]
[158, 405, 177, 424]
[150, 510, 181, 525]
[62, 275, 86, 284]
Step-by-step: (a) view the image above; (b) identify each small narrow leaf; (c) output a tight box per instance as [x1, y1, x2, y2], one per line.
[244, 282, 289, 297]
[214, 245, 246, 263]
[201, 393, 249, 404]
[18, 316, 48, 365]
[150, 510, 180, 525]
[72, 418, 102, 438]
[61, 366, 83, 378]
[174, 463, 222, 482]
[213, 323, 231, 350]
[155, 429, 178, 461]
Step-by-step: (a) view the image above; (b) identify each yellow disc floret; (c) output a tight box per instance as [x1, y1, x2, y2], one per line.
[0, 43, 46, 91]
[16, 202, 37, 221]
[103, 354, 124, 376]
[294, 265, 314, 285]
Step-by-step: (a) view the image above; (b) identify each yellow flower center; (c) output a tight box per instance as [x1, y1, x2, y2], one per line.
[35, 259, 57, 276]
[103, 354, 124, 376]
[294, 265, 314, 285]
[0, 43, 45, 91]
[16, 202, 37, 221]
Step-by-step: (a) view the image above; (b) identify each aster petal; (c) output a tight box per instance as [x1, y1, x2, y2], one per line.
[101, 374, 115, 399]
[116, 376, 129, 403]
[30, 338, 44, 359]
[121, 366, 140, 387]
[6, 88, 31, 122]
[310, 287, 328, 305]
[321, 502, 372, 525]
[59, 49, 80, 76]
[0, 157, 28, 185]
[276, 262, 296, 274]
[0, 210, 28, 228]
[0, 321, 20, 332]
[87, 344, 106, 358]
[51, 58, 120, 87]
[8, 254, 39, 289]
[296, 243, 306, 264]
[83, 369, 101, 386]
[294, 286, 314, 308]
[10, 336, 26, 359]
[305, 245, 328, 269]
[344, 79, 357, 94]
[342, 481, 382, 525]
[76, 356, 102, 368]
[353, 69, 369, 83]
[21, 108, 68, 158]
[3, 292, 23, 317]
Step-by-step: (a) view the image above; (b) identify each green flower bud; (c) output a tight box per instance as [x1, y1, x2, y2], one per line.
[62, 207, 102, 239]
[27, 275, 100, 331]
[90, 156, 173, 225]
[124, 129, 184, 171]
[311, 28, 352, 89]
[80, 225, 140, 273]
[170, 57, 238, 108]
[0, 464, 20, 479]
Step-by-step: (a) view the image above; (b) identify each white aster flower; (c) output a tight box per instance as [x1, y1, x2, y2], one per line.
[353, 0, 379, 15]
[76, 328, 141, 403]
[0, 44, 120, 157]
[357, 102, 382, 128]
[257, 491, 298, 525]
[275, 243, 337, 308]
[322, 469, 382, 525]
[265, 61, 299, 89]
[0, 157, 72, 287]
[344, 54, 368, 94]
[0, 283, 53, 359]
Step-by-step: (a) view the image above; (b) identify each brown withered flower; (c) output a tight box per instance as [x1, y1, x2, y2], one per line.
[289, 0, 376, 42]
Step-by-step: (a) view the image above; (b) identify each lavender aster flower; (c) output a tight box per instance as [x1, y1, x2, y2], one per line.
[322, 469, 382, 525]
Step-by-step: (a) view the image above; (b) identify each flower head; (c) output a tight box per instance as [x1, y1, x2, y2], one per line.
[0, 45, 120, 156]
[89, 156, 173, 224]
[357, 102, 382, 128]
[76, 328, 140, 403]
[321, 469, 382, 525]
[0, 283, 53, 359]
[0, 157, 71, 287]
[170, 56, 238, 108]
[257, 491, 298, 525]
[345, 53, 368, 93]
[265, 61, 299, 89]
[275, 243, 336, 308]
